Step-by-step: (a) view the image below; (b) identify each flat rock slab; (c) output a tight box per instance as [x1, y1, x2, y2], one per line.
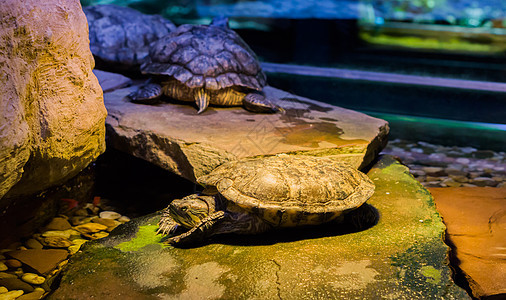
[429, 187, 506, 299]
[6, 249, 68, 276]
[49, 156, 469, 299]
[93, 69, 132, 92]
[104, 84, 388, 182]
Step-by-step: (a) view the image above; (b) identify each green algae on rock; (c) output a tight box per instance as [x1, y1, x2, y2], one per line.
[49, 156, 470, 299]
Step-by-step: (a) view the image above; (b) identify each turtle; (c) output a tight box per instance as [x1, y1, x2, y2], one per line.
[158, 155, 376, 245]
[84, 5, 176, 70]
[127, 17, 281, 114]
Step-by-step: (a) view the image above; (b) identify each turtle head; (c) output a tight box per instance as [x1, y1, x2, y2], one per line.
[169, 194, 214, 229]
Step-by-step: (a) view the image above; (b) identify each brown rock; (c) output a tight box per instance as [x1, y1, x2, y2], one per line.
[103, 84, 389, 182]
[430, 187, 506, 299]
[0, 278, 34, 293]
[5, 249, 68, 275]
[92, 218, 119, 228]
[5, 259, 22, 268]
[17, 288, 45, 300]
[24, 239, 43, 250]
[421, 167, 446, 177]
[471, 177, 497, 187]
[0, 0, 106, 200]
[39, 237, 72, 248]
[75, 223, 108, 234]
[44, 218, 71, 231]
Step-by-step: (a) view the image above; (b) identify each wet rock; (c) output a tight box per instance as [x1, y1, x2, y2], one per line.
[0, 274, 16, 280]
[21, 274, 45, 285]
[0, 0, 106, 200]
[0, 264, 6, 272]
[0, 278, 33, 293]
[0, 287, 6, 293]
[41, 231, 71, 239]
[75, 223, 108, 234]
[92, 218, 118, 228]
[430, 187, 506, 299]
[44, 218, 71, 232]
[5, 250, 68, 275]
[16, 288, 45, 300]
[24, 240, 42, 250]
[0, 290, 24, 300]
[98, 211, 121, 220]
[118, 216, 131, 223]
[39, 237, 72, 249]
[103, 84, 389, 183]
[471, 177, 497, 187]
[4, 260, 21, 269]
[50, 156, 469, 299]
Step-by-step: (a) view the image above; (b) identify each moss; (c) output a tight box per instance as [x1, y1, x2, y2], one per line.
[420, 265, 442, 285]
[115, 224, 165, 252]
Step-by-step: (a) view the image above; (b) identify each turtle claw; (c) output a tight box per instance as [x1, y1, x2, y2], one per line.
[243, 92, 282, 113]
[128, 83, 163, 104]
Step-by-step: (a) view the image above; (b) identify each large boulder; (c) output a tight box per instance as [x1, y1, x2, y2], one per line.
[104, 82, 388, 182]
[0, 0, 107, 200]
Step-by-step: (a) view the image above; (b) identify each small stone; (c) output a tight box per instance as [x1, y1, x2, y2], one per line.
[118, 216, 130, 223]
[69, 216, 92, 226]
[41, 231, 71, 239]
[462, 183, 478, 187]
[0, 264, 6, 272]
[422, 181, 442, 187]
[61, 229, 81, 238]
[74, 209, 89, 217]
[44, 218, 71, 231]
[425, 176, 441, 182]
[16, 287, 45, 300]
[497, 182, 506, 188]
[4, 260, 21, 269]
[39, 237, 72, 248]
[0, 290, 24, 299]
[468, 172, 482, 179]
[99, 211, 121, 220]
[90, 232, 109, 240]
[455, 158, 471, 164]
[471, 177, 498, 187]
[472, 150, 495, 159]
[410, 169, 426, 177]
[0, 286, 7, 293]
[411, 148, 424, 153]
[0, 273, 16, 280]
[92, 218, 118, 228]
[442, 178, 461, 187]
[444, 168, 467, 177]
[106, 225, 119, 233]
[75, 223, 108, 234]
[21, 273, 45, 285]
[0, 278, 33, 293]
[421, 167, 446, 177]
[24, 240, 42, 250]
[460, 147, 477, 154]
[449, 175, 469, 183]
[6, 244, 21, 251]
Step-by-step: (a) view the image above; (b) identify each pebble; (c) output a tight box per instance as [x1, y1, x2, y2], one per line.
[92, 218, 118, 228]
[44, 217, 71, 231]
[21, 273, 45, 285]
[118, 216, 130, 223]
[24, 239, 42, 250]
[0, 290, 24, 300]
[0, 278, 33, 293]
[39, 236, 72, 248]
[91, 232, 109, 240]
[0, 286, 6, 293]
[0, 264, 6, 272]
[382, 139, 505, 188]
[99, 211, 121, 220]
[0, 273, 16, 280]
[75, 223, 108, 234]
[4, 260, 21, 269]
[41, 230, 71, 239]
[17, 288, 45, 300]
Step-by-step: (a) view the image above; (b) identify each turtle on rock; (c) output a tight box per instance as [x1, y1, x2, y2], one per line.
[158, 155, 377, 245]
[84, 5, 176, 69]
[128, 17, 282, 114]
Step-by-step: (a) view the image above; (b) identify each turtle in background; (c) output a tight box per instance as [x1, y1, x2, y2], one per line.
[84, 4, 176, 70]
[127, 17, 282, 114]
[158, 155, 377, 245]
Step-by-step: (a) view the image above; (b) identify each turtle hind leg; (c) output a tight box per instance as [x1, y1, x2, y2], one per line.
[243, 92, 284, 114]
[127, 82, 163, 104]
[167, 211, 226, 245]
[195, 88, 210, 114]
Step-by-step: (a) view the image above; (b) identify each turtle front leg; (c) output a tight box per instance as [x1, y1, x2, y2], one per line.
[127, 82, 164, 104]
[243, 92, 284, 113]
[167, 211, 226, 245]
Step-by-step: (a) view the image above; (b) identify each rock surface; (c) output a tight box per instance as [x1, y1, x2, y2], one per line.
[49, 156, 469, 299]
[430, 187, 506, 299]
[0, 0, 107, 200]
[5, 249, 68, 275]
[93, 70, 132, 92]
[104, 82, 388, 182]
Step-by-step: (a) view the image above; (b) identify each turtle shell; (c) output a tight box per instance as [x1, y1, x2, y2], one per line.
[84, 5, 176, 67]
[198, 155, 375, 227]
[141, 23, 266, 91]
